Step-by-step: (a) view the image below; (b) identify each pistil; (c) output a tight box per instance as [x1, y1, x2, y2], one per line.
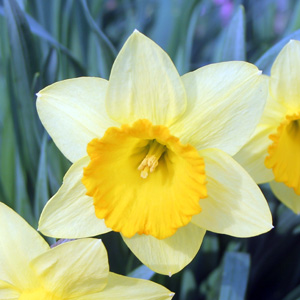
[138, 140, 166, 178]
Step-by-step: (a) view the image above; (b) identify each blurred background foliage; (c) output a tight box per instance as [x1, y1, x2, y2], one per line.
[1, 0, 300, 299]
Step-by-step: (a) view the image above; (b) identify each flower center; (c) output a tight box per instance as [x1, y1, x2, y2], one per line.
[265, 112, 300, 195]
[19, 289, 61, 300]
[138, 140, 166, 178]
[82, 119, 207, 239]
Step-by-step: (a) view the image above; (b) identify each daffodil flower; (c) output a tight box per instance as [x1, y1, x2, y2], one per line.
[0, 202, 174, 300]
[235, 40, 300, 214]
[37, 31, 272, 275]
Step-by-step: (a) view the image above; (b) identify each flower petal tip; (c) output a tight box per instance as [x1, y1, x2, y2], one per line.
[36, 92, 41, 97]
[133, 28, 140, 34]
[168, 272, 172, 277]
[258, 70, 262, 75]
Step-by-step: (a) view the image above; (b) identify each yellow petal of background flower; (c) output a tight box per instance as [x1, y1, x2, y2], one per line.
[77, 273, 174, 300]
[38, 157, 111, 238]
[265, 113, 300, 194]
[0, 280, 20, 299]
[270, 181, 300, 214]
[270, 40, 300, 111]
[0, 203, 49, 291]
[191, 149, 273, 236]
[122, 223, 206, 275]
[234, 124, 275, 184]
[37, 77, 119, 163]
[170, 62, 268, 156]
[234, 93, 288, 184]
[105, 31, 186, 126]
[30, 239, 109, 299]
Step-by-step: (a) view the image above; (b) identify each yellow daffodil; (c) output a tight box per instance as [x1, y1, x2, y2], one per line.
[235, 40, 300, 214]
[37, 31, 272, 275]
[0, 202, 174, 300]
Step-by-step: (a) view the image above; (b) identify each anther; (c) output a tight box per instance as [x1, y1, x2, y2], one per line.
[138, 141, 166, 179]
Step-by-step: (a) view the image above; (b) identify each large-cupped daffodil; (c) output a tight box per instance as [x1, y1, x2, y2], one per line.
[0, 202, 174, 300]
[37, 31, 272, 275]
[235, 40, 300, 214]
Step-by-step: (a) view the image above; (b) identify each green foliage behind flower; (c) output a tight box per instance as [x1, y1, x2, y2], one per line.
[1, 0, 300, 299]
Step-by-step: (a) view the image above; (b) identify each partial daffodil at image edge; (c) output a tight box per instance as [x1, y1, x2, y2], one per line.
[235, 40, 300, 214]
[37, 30, 273, 275]
[0, 202, 174, 300]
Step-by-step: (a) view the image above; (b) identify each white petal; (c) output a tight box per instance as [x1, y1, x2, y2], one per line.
[0, 203, 48, 290]
[234, 124, 275, 184]
[38, 157, 111, 238]
[30, 239, 108, 298]
[270, 40, 300, 111]
[106, 31, 186, 126]
[77, 273, 174, 300]
[37, 77, 119, 163]
[191, 149, 273, 236]
[270, 181, 300, 214]
[0, 280, 20, 299]
[122, 223, 206, 275]
[170, 62, 268, 156]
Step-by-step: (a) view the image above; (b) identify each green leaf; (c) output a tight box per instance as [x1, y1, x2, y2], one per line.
[213, 5, 246, 62]
[282, 285, 300, 300]
[179, 269, 197, 300]
[149, 0, 174, 50]
[34, 133, 49, 220]
[219, 252, 250, 300]
[80, 0, 116, 79]
[255, 30, 300, 74]
[174, 2, 200, 74]
[0, 4, 86, 75]
[284, 1, 300, 35]
[4, 0, 41, 179]
[14, 145, 36, 227]
[0, 108, 16, 205]
[127, 264, 155, 281]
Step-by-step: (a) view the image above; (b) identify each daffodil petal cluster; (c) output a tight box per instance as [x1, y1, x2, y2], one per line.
[37, 31, 272, 275]
[0, 202, 174, 300]
[235, 40, 300, 213]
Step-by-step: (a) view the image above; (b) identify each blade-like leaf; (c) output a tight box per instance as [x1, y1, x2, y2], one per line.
[219, 252, 250, 300]
[179, 269, 197, 300]
[80, 0, 116, 79]
[4, 0, 41, 179]
[213, 5, 246, 62]
[34, 133, 49, 220]
[127, 264, 155, 281]
[255, 29, 300, 74]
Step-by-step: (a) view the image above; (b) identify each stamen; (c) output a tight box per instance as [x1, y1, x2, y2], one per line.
[138, 140, 166, 179]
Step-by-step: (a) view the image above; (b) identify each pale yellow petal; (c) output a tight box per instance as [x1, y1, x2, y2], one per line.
[170, 62, 268, 156]
[106, 30, 186, 126]
[77, 272, 174, 300]
[234, 92, 288, 184]
[191, 149, 273, 236]
[0, 280, 20, 299]
[30, 239, 108, 298]
[37, 77, 119, 163]
[234, 124, 275, 184]
[0, 203, 48, 291]
[38, 157, 111, 238]
[122, 223, 206, 276]
[260, 94, 288, 127]
[270, 40, 300, 111]
[270, 181, 300, 214]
